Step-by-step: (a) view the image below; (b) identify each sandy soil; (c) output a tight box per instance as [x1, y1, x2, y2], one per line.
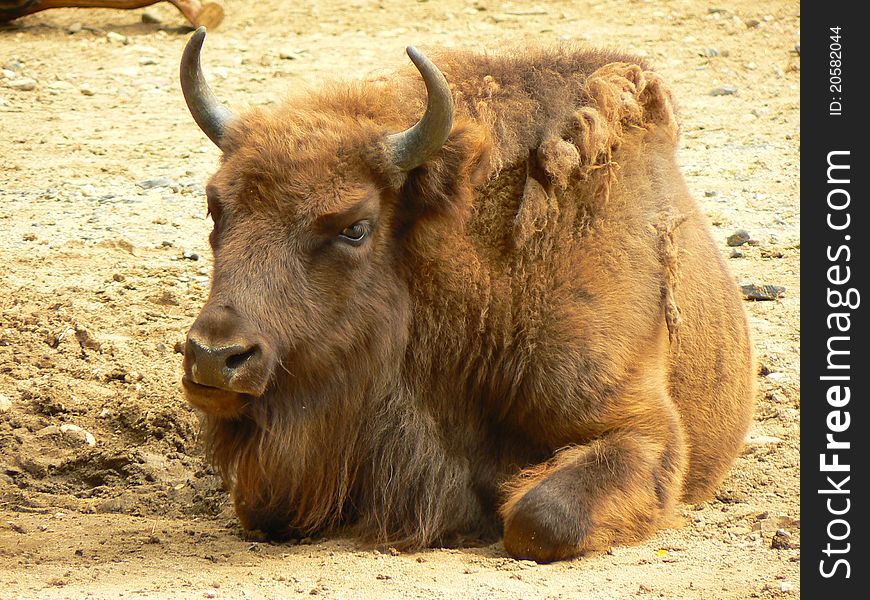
[0, 0, 800, 597]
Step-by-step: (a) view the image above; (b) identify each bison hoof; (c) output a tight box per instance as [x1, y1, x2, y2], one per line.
[502, 485, 588, 563]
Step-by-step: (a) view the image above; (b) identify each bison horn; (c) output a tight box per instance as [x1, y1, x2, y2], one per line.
[387, 47, 455, 171]
[180, 27, 235, 149]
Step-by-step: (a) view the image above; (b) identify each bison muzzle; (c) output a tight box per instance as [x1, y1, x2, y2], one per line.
[178, 27, 755, 562]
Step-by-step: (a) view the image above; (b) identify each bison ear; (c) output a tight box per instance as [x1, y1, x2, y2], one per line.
[397, 120, 491, 217]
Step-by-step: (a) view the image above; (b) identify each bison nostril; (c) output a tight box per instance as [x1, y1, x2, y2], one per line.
[226, 345, 259, 371]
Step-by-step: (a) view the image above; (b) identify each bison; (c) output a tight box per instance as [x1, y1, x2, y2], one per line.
[178, 27, 754, 562]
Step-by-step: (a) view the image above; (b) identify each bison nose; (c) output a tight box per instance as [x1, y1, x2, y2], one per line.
[184, 308, 274, 397]
[186, 337, 260, 387]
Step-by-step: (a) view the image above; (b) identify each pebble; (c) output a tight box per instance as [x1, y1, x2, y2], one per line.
[67, 22, 82, 34]
[703, 48, 720, 57]
[729, 249, 743, 259]
[279, 49, 305, 60]
[726, 229, 752, 246]
[710, 85, 738, 96]
[174, 341, 186, 354]
[60, 424, 97, 447]
[182, 251, 200, 261]
[771, 529, 792, 550]
[47, 80, 74, 92]
[704, 190, 717, 197]
[744, 432, 783, 448]
[36, 425, 62, 438]
[744, 18, 761, 29]
[75, 325, 102, 352]
[137, 177, 175, 190]
[6, 78, 37, 91]
[1, 69, 14, 79]
[740, 284, 786, 301]
[0, 393, 11, 413]
[80, 84, 95, 96]
[106, 32, 129, 45]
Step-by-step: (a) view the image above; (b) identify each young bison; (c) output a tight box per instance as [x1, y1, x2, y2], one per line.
[179, 28, 754, 562]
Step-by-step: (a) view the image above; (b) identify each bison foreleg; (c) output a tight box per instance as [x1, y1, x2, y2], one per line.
[500, 404, 686, 562]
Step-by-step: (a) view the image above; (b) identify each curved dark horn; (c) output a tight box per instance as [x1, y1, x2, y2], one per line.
[180, 27, 235, 149]
[386, 47, 455, 171]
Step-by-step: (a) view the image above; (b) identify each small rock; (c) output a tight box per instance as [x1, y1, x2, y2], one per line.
[729, 249, 744, 259]
[174, 341, 186, 354]
[740, 284, 786, 301]
[47, 80, 74, 92]
[67, 22, 82, 34]
[79, 84, 95, 96]
[771, 529, 792, 550]
[112, 273, 125, 282]
[2, 59, 23, 72]
[794, 43, 800, 56]
[182, 251, 200, 261]
[780, 581, 794, 593]
[710, 85, 738, 96]
[703, 48, 720, 57]
[139, 57, 158, 66]
[106, 31, 128, 45]
[744, 18, 761, 29]
[36, 425, 62, 438]
[204, 590, 217, 599]
[279, 49, 305, 60]
[96, 494, 135, 514]
[7, 78, 37, 91]
[137, 177, 175, 190]
[75, 325, 102, 352]
[0, 69, 13, 79]
[704, 190, 718, 197]
[0, 393, 12, 412]
[744, 433, 783, 448]
[726, 229, 752, 246]
[141, 11, 162, 24]
[60, 424, 97, 447]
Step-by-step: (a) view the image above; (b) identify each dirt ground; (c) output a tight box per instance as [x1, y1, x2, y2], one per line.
[0, 0, 800, 598]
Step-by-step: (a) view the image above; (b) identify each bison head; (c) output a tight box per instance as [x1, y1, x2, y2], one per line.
[178, 28, 458, 420]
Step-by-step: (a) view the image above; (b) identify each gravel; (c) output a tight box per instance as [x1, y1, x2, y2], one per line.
[726, 229, 752, 246]
[6, 78, 36, 91]
[740, 284, 786, 301]
[710, 85, 738, 96]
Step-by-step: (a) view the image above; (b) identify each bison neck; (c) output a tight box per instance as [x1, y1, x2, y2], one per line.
[202, 376, 503, 546]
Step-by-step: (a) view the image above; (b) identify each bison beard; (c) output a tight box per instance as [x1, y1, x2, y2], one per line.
[178, 29, 755, 562]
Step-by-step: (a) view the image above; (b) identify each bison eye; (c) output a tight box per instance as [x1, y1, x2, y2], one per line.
[337, 220, 371, 246]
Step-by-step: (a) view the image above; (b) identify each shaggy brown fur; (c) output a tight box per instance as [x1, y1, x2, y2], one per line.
[182, 45, 754, 561]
